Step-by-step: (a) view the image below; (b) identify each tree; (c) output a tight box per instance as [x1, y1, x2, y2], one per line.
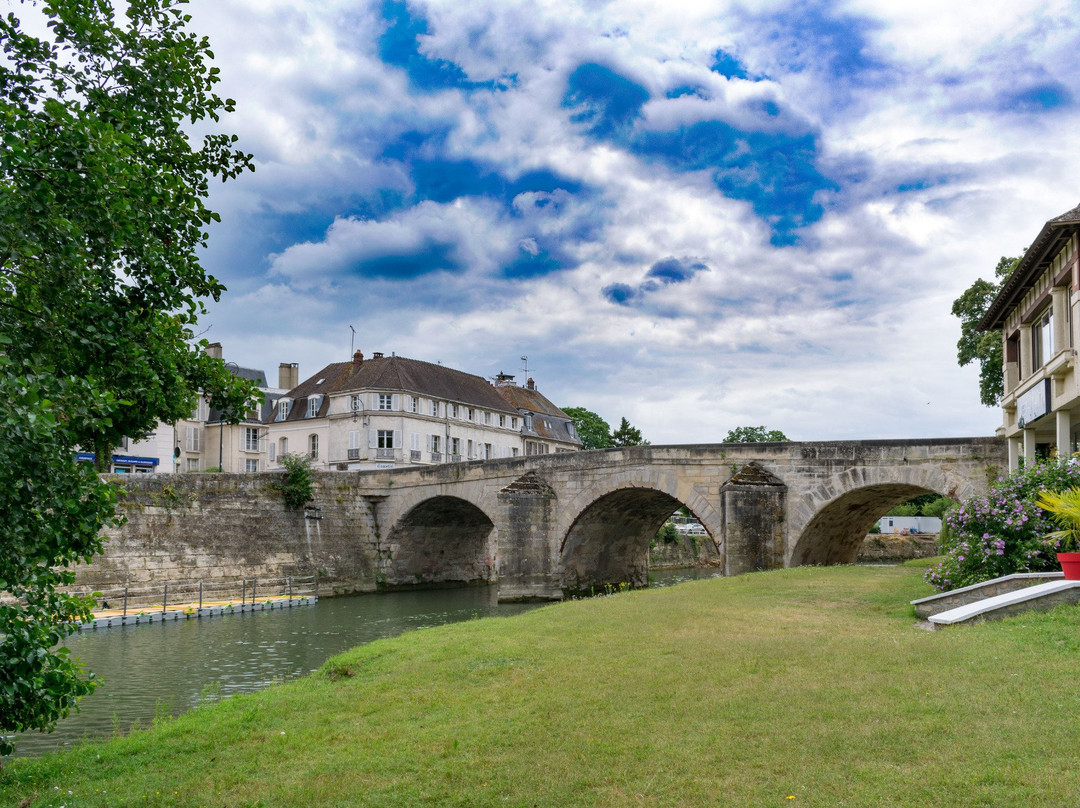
[723, 426, 789, 443]
[561, 406, 614, 450]
[952, 256, 1019, 407]
[0, 0, 253, 754]
[611, 417, 649, 447]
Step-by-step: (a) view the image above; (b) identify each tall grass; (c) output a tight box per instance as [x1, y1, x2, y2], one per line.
[2, 564, 1078, 807]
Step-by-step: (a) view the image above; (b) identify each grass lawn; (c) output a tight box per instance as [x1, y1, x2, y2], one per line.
[3, 562, 1079, 807]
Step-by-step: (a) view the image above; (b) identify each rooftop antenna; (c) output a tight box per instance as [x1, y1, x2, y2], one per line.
[349, 325, 356, 356]
[521, 355, 529, 376]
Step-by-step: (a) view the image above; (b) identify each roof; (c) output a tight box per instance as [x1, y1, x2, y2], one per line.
[268, 354, 518, 424]
[979, 202, 1080, 331]
[496, 384, 572, 419]
[208, 366, 269, 423]
[496, 383, 582, 445]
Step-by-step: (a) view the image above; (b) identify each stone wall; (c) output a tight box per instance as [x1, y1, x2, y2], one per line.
[76, 474, 381, 596]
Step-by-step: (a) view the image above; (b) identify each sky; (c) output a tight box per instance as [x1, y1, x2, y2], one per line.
[183, 0, 1080, 443]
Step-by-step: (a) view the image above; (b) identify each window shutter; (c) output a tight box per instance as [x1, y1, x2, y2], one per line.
[269, 443, 276, 462]
[393, 429, 401, 448]
[391, 394, 399, 411]
[411, 432, 421, 451]
[369, 429, 377, 449]
[349, 430, 359, 450]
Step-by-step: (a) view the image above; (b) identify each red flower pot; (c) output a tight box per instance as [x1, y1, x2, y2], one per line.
[1057, 552, 1080, 580]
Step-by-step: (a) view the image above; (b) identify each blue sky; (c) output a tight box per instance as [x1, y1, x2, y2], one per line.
[190, 0, 1080, 442]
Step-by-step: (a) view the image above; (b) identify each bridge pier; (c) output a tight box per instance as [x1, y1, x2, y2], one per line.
[721, 464, 786, 575]
[495, 472, 563, 601]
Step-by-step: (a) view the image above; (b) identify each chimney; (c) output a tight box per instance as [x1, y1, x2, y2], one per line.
[352, 350, 364, 366]
[495, 372, 515, 387]
[279, 362, 299, 390]
[372, 351, 384, 359]
[205, 342, 223, 360]
[526, 377, 535, 390]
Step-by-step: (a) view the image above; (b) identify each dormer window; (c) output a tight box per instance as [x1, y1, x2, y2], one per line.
[307, 395, 322, 418]
[277, 399, 292, 421]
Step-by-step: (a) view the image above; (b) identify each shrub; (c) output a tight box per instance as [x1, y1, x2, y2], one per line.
[924, 459, 1080, 592]
[275, 453, 314, 509]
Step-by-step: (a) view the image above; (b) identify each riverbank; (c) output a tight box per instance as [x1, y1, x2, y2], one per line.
[4, 562, 1079, 807]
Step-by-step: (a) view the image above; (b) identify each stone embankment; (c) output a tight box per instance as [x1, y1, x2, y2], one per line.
[856, 533, 939, 562]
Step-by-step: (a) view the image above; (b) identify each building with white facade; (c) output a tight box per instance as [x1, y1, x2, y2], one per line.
[980, 203, 1080, 469]
[265, 351, 525, 471]
[173, 343, 284, 473]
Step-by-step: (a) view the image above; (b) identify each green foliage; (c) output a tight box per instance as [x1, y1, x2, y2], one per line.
[722, 425, 789, 442]
[276, 454, 315, 510]
[1035, 488, 1080, 552]
[0, 0, 251, 752]
[656, 521, 679, 544]
[885, 494, 954, 518]
[560, 406, 614, 450]
[887, 503, 919, 517]
[611, 417, 648, 447]
[925, 459, 1080, 591]
[951, 256, 1019, 407]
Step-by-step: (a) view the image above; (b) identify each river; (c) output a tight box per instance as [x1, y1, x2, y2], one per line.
[12, 568, 719, 758]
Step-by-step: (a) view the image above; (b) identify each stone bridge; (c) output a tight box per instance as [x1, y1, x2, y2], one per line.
[351, 437, 1005, 600]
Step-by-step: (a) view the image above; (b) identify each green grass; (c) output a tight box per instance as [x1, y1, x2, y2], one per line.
[3, 563, 1079, 807]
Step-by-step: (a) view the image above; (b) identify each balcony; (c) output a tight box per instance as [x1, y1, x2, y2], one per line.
[410, 450, 422, 462]
[376, 448, 395, 459]
[347, 448, 361, 460]
[430, 451, 442, 462]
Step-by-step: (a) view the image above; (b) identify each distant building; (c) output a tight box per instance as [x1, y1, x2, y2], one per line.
[265, 351, 523, 471]
[493, 373, 582, 454]
[980, 203, 1080, 469]
[173, 343, 282, 473]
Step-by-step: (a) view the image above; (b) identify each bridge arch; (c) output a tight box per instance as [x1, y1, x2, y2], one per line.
[380, 493, 498, 590]
[788, 464, 980, 566]
[559, 475, 722, 595]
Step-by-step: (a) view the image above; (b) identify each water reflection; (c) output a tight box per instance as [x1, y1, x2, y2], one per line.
[14, 568, 719, 757]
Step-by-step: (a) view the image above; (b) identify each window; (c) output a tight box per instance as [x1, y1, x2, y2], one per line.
[511, 417, 518, 430]
[484, 443, 492, 460]
[378, 393, 393, 411]
[192, 398, 208, 422]
[467, 407, 474, 421]
[186, 426, 201, 452]
[524, 413, 533, 430]
[309, 434, 319, 460]
[307, 396, 321, 418]
[377, 430, 394, 448]
[1034, 307, 1053, 368]
[482, 411, 490, 425]
[245, 459, 259, 473]
[430, 435, 441, 453]
[278, 399, 291, 421]
[450, 437, 461, 457]
[186, 458, 200, 472]
[512, 447, 519, 457]
[499, 414, 506, 428]
[408, 395, 418, 413]
[431, 400, 439, 417]
[450, 403, 459, 418]
[244, 427, 260, 452]
[279, 437, 288, 458]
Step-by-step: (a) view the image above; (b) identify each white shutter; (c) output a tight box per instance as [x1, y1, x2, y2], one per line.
[369, 429, 377, 449]
[269, 443, 276, 462]
[393, 429, 401, 449]
[349, 430, 360, 450]
[391, 394, 400, 411]
[426, 434, 433, 452]
[411, 432, 421, 451]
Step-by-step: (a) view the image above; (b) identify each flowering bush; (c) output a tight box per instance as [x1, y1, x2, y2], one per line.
[924, 459, 1080, 592]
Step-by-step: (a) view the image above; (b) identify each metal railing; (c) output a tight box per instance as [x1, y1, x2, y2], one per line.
[32, 574, 320, 616]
